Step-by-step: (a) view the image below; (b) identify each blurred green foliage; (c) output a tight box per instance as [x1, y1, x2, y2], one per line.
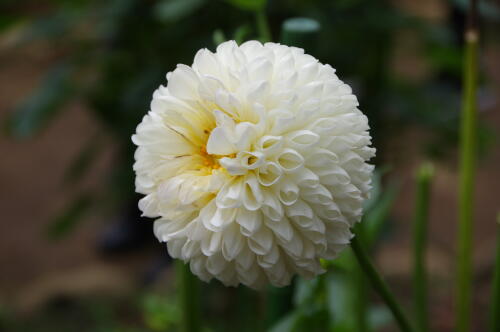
[141, 294, 180, 331]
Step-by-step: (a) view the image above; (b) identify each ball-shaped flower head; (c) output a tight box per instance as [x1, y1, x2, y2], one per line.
[133, 40, 375, 289]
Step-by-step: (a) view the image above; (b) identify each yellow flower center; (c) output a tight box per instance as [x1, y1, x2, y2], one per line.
[200, 146, 220, 170]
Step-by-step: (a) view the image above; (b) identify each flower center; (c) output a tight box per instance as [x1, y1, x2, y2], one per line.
[200, 146, 220, 170]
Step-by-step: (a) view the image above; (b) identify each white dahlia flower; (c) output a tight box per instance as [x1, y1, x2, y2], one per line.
[133, 40, 375, 289]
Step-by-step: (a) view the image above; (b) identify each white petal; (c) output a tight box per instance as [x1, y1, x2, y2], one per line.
[261, 190, 284, 221]
[277, 148, 304, 172]
[256, 135, 283, 156]
[201, 230, 222, 256]
[222, 223, 244, 261]
[206, 127, 236, 155]
[242, 173, 264, 210]
[167, 65, 199, 100]
[265, 216, 293, 242]
[216, 178, 244, 208]
[219, 157, 248, 176]
[257, 162, 283, 187]
[285, 130, 320, 150]
[277, 177, 299, 206]
[206, 207, 237, 231]
[248, 225, 273, 255]
[236, 208, 262, 236]
[238, 151, 265, 170]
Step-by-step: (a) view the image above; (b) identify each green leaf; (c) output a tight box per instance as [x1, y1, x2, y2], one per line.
[46, 194, 92, 240]
[292, 306, 329, 332]
[154, 0, 206, 23]
[264, 285, 294, 329]
[362, 166, 392, 212]
[368, 305, 393, 330]
[7, 64, 75, 138]
[233, 25, 251, 44]
[212, 29, 227, 47]
[0, 14, 20, 32]
[326, 268, 362, 331]
[282, 17, 320, 34]
[280, 17, 320, 50]
[293, 278, 319, 306]
[363, 181, 399, 246]
[225, 0, 266, 12]
[269, 311, 300, 332]
[141, 294, 180, 331]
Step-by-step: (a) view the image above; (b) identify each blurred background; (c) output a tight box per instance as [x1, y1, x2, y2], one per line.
[0, 0, 499, 331]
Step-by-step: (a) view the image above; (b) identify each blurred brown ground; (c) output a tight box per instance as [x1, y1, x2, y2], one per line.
[0, 41, 160, 312]
[0, 3, 499, 332]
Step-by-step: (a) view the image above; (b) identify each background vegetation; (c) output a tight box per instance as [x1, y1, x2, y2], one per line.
[1, 0, 499, 331]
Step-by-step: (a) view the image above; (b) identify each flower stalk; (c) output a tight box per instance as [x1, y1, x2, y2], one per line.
[351, 236, 414, 332]
[490, 220, 500, 332]
[412, 163, 434, 332]
[176, 260, 201, 332]
[456, 0, 478, 330]
[256, 10, 271, 42]
[353, 227, 369, 332]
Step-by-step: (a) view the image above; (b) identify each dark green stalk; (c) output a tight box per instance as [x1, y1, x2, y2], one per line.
[354, 226, 369, 332]
[490, 221, 500, 332]
[255, 10, 271, 43]
[354, 262, 369, 332]
[456, 1, 478, 331]
[176, 260, 201, 332]
[413, 163, 434, 331]
[351, 236, 415, 332]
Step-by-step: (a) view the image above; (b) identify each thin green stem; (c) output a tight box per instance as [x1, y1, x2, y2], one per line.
[413, 163, 434, 332]
[351, 236, 415, 332]
[490, 220, 500, 332]
[255, 10, 271, 43]
[176, 260, 201, 332]
[354, 262, 369, 332]
[456, 0, 478, 330]
[354, 226, 369, 332]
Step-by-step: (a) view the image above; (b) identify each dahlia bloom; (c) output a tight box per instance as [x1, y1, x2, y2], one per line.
[133, 40, 375, 288]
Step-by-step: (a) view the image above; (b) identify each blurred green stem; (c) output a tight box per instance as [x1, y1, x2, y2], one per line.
[255, 10, 271, 42]
[351, 236, 414, 332]
[176, 260, 201, 332]
[413, 163, 434, 332]
[354, 227, 369, 332]
[456, 0, 478, 331]
[490, 220, 500, 332]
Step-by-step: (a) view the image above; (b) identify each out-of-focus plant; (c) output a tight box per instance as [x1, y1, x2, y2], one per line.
[491, 217, 500, 332]
[141, 293, 180, 331]
[412, 163, 434, 332]
[456, 1, 479, 331]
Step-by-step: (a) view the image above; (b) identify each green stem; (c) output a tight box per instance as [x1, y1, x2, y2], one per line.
[490, 220, 500, 332]
[255, 9, 271, 43]
[354, 263, 369, 332]
[413, 163, 434, 332]
[351, 236, 415, 332]
[176, 260, 201, 332]
[456, 0, 478, 330]
[354, 226, 369, 332]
